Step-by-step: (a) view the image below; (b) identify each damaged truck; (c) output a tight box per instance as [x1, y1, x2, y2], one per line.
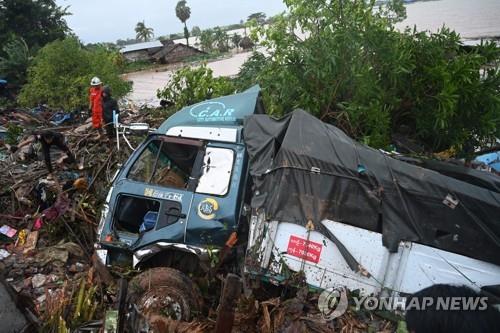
[95, 86, 500, 327]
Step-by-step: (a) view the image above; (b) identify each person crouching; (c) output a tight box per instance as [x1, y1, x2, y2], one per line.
[17, 130, 75, 179]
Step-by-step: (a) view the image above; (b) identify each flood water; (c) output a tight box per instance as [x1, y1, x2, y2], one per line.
[126, 0, 500, 105]
[397, 0, 500, 40]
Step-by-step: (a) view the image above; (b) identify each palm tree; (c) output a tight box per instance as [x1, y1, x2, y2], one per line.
[175, 0, 191, 46]
[199, 29, 214, 52]
[135, 21, 154, 42]
[231, 33, 242, 50]
[247, 12, 266, 25]
[213, 27, 229, 53]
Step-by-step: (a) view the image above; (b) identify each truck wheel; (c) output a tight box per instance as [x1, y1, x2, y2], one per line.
[128, 267, 203, 321]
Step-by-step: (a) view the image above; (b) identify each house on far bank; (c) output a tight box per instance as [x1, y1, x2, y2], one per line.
[120, 40, 205, 63]
[120, 41, 163, 62]
[152, 40, 205, 64]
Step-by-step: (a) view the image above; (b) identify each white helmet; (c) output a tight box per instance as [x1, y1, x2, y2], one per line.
[90, 76, 102, 86]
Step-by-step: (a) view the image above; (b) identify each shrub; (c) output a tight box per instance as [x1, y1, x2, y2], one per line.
[18, 38, 131, 110]
[156, 64, 235, 109]
[0, 37, 31, 85]
[243, 0, 500, 153]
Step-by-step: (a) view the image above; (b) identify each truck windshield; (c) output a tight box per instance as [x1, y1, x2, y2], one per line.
[128, 138, 200, 189]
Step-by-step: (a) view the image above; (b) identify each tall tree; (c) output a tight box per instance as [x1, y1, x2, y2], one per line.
[199, 29, 215, 52]
[0, 37, 31, 85]
[213, 27, 229, 53]
[0, 0, 70, 53]
[175, 0, 191, 46]
[247, 12, 266, 25]
[231, 33, 242, 50]
[135, 21, 154, 42]
[191, 26, 201, 37]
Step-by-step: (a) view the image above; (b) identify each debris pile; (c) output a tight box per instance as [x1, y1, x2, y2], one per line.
[0, 104, 401, 332]
[1, 241, 89, 319]
[0, 104, 158, 330]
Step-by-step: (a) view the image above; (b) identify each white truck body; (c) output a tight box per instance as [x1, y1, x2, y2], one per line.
[247, 214, 500, 296]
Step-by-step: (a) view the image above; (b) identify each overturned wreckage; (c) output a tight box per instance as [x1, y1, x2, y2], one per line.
[244, 110, 500, 295]
[96, 87, 500, 327]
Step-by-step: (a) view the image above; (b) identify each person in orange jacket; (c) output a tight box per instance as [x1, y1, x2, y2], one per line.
[89, 76, 104, 137]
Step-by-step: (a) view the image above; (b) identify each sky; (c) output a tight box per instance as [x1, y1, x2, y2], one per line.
[56, 0, 287, 43]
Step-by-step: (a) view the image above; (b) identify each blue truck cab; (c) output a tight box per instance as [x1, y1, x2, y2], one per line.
[95, 86, 263, 270]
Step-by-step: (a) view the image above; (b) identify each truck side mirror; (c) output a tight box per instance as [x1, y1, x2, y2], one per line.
[128, 123, 150, 134]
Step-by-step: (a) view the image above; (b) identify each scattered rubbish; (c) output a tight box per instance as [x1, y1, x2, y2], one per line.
[42, 194, 71, 221]
[50, 111, 73, 126]
[23, 230, 39, 253]
[35, 245, 69, 266]
[16, 229, 28, 246]
[475, 149, 500, 172]
[104, 311, 118, 333]
[1, 89, 499, 332]
[0, 224, 17, 238]
[0, 249, 10, 260]
[73, 177, 89, 191]
[34, 217, 43, 230]
[32, 273, 47, 288]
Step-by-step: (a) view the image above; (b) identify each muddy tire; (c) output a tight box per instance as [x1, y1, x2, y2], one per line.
[128, 267, 203, 321]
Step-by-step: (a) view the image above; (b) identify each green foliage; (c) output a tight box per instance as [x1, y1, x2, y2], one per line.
[244, 0, 500, 153]
[0, 37, 31, 85]
[18, 38, 132, 110]
[175, 0, 191, 23]
[42, 277, 99, 333]
[235, 52, 267, 91]
[135, 21, 154, 42]
[5, 124, 23, 145]
[156, 64, 235, 109]
[214, 27, 229, 53]
[122, 59, 157, 74]
[239, 36, 254, 50]
[0, 0, 70, 52]
[248, 12, 267, 25]
[231, 33, 242, 49]
[116, 38, 141, 46]
[199, 29, 215, 53]
[191, 26, 202, 37]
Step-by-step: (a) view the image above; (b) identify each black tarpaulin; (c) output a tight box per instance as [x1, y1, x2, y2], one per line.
[244, 110, 500, 265]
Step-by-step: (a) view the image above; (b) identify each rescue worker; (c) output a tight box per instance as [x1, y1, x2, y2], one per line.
[101, 85, 119, 141]
[89, 76, 104, 138]
[17, 130, 75, 178]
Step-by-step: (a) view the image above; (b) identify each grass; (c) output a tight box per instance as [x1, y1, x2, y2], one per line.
[121, 60, 159, 74]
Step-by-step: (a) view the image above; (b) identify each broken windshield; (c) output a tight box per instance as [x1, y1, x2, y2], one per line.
[128, 137, 201, 189]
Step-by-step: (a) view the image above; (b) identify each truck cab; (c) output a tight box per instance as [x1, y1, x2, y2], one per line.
[96, 86, 263, 270]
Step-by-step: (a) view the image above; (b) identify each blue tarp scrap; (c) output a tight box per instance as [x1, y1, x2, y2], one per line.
[50, 112, 73, 125]
[475, 151, 500, 172]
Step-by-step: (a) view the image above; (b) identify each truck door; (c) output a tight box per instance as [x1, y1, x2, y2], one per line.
[185, 143, 246, 246]
[111, 136, 205, 248]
